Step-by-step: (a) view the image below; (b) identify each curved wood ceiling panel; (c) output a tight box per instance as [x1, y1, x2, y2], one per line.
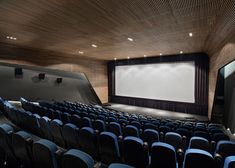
[0, 0, 234, 60]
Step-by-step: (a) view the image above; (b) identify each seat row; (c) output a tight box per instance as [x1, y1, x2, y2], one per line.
[2, 100, 235, 168]
[21, 98, 229, 145]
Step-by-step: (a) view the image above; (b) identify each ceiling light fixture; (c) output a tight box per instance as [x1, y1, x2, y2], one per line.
[91, 44, 97, 48]
[78, 51, 84, 54]
[144, 55, 147, 57]
[160, 53, 162, 56]
[127, 37, 134, 42]
[114, 58, 117, 60]
[189, 33, 193, 37]
[180, 51, 183, 54]
[127, 57, 130, 59]
[6, 36, 17, 40]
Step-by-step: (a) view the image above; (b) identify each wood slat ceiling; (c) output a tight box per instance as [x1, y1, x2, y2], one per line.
[0, 0, 234, 60]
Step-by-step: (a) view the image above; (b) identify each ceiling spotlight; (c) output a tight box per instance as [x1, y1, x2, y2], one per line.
[13, 37, 17, 40]
[114, 58, 117, 60]
[160, 53, 162, 56]
[127, 37, 133, 42]
[91, 44, 97, 48]
[180, 51, 183, 54]
[78, 51, 84, 54]
[189, 33, 193, 37]
[144, 55, 147, 57]
[127, 57, 130, 59]
[10, 37, 13, 40]
[6, 36, 10, 39]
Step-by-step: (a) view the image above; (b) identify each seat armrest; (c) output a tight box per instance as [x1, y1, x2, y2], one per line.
[144, 142, 149, 150]
[214, 153, 223, 168]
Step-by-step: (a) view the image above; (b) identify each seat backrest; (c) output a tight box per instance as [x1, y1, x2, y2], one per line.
[109, 122, 122, 137]
[215, 141, 235, 161]
[33, 139, 59, 168]
[183, 149, 214, 168]
[50, 119, 64, 147]
[150, 142, 177, 168]
[108, 163, 135, 168]
[70, 115, 82, 128]
[61, 112, 71, 124]
[39, 116, 53, 140]
[12, 131, 33, 167]
[0, 123, 14, 155]
[193, 131, 210, 141]
[93, 120, 106, 133]
[224, 156, 235, 168]
[123, 136, 149, 168]
[62, 123, 79, 149]
[99, 131, 120, 164]
[159, 126, 171, 134]
[189, 136, 210, 152]
[213, 133, 230, 142]
[143, 129, 159, 147]
[165, 132, 182, 150]
[61, 149, 94, 168]
[130, 121, 141, 129]
[81, 117, 92, 128]
[124, 125, 139, 138]
[78, 127, 98, 159]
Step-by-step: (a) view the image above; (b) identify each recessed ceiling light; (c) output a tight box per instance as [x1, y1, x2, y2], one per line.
[114, 58, 117, 60]
[91, 44, 97, 48]
[189, 33, 193, 37]
[127, 57, 130, 59]
[127, 38, 134, 42]
[160, 53, 162, 56]
[6, 36, 17, 40]
[78, 51, 84, 54]
[180, 51, 183, 54]
[144, 55, 147, 57]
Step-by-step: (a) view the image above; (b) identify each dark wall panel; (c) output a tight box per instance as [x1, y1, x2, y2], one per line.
[0, 62, 101, 105]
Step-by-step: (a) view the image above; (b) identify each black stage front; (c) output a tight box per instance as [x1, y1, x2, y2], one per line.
[106, 103, 209, 122]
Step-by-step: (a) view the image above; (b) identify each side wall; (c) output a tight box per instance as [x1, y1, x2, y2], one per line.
[0, 43, 108, 103]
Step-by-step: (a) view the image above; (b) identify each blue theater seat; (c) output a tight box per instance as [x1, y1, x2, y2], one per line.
[109, 122, 122, 137]
[214, 140, 235, 166]
[150, 142, 178, 168]
[189, 136, 210, 152]
[99, 131, 120, 164]
[62, 123, 79, 149]
[81, 117, 92, 127]
[12, 131, 33, 168]
[224, 156, 235, 168]
[183, 149, 214, 168]
[93, 119, 106, 133]
[70, 114, 82, 128]
[143, 129, 159, 147]
[33, 139, 59, 168]
[39, 116, 53, 140]
[50, 119, 65, 147]
[123, 136, 149, 168]
[78, 127, 98, 159]
[61, 149, 94, 168]
[165, 132, 182, 151]
[123, 125, 139, 138]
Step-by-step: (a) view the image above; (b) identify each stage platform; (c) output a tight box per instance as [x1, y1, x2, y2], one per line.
[106, 103, 209, 122]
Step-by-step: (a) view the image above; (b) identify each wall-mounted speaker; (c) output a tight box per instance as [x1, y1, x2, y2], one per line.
[15, 67, 23, 77]
[56, 78, 62, 83]
[38, 73, 45, 80]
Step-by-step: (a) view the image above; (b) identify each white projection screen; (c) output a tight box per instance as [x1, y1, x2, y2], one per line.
[115, 61, 195, 103]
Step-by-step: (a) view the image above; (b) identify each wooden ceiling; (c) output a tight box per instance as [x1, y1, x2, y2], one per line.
[0, 0, 234, 60]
